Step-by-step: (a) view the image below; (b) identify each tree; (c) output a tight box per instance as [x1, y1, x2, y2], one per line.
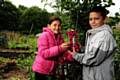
[41, 0, 114, 31]
[18, 5, 28, 15]
[0, 1, 19, 31]
[18, 6, 50, 34]
[107, 12, 120, 26]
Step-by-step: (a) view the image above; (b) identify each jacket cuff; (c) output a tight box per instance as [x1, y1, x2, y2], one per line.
[73, 53, 84, 64]
[58, 46, 67, 53]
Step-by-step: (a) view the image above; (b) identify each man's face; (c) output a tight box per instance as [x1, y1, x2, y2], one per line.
[89, 12, 105, 29]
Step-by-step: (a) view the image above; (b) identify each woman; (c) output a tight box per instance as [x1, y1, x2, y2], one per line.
[32, 16, 73, 80]
[69, 6, 117, 80]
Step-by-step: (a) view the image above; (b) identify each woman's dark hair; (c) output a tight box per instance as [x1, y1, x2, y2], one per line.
[48, 16, 62, 25]
[89, 6, 109, 19]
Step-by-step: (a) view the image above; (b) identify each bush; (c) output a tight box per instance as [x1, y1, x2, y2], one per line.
[0, 32, 8, 48]
[113, 28, 120, 80]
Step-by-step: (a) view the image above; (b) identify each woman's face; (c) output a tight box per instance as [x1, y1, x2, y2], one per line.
[89, 12, 105, 29]
[48, 20, 61, 34]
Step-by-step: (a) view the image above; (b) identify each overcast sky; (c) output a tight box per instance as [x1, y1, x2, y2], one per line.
[9, 0, 120, 16]
[9, 0, 55, 12]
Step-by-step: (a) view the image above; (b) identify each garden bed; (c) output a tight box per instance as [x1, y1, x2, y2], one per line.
[0, 47, 35, 80]
[0, 60, 29, 80]
[0, 48, 33, 58]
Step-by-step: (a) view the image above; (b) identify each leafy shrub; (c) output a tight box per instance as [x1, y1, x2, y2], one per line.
[0, 31, 37, 52]
[0, 32, 8, 48]
[113, 28, 120, 80]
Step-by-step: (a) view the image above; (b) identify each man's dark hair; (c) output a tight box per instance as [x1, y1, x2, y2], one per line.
[89, 6, 109, 19]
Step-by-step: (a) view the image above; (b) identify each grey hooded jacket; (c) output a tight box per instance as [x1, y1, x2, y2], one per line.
[73, 24, 117, 80]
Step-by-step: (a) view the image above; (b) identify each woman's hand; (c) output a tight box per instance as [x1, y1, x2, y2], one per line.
[60, 42, 70, 49]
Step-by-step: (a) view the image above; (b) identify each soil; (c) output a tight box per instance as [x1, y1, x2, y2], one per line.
[0, 60, 29, 80]
[0, 48, 30, 80]
[0, 68, 28, 80]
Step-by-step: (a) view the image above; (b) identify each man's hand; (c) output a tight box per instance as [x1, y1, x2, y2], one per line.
[68, 47, 76, 56]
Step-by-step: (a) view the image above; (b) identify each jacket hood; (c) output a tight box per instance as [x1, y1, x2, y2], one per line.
[87, 24, 113, 35]
[42, 27, 62, 42]
[43, 27, 61, 34]
[43, 27, 53, 33]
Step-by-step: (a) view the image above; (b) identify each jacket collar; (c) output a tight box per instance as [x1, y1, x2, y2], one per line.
[43, 27, 61, 42]
[87, 24, 112, 36]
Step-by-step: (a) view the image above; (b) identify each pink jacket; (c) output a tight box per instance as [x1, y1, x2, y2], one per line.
[32, 27, 73, 75]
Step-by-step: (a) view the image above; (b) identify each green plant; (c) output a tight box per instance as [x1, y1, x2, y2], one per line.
[113, 28, 120, 80]
[0, 32, 8, 48]
[3, 31, 37, 50]
[16, 53, 35, 80]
